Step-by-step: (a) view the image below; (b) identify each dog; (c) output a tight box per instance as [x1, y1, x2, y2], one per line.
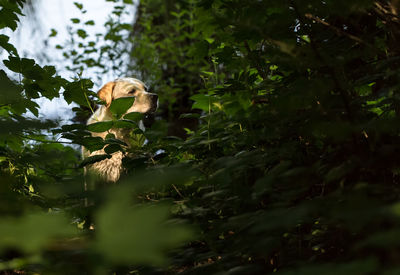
[83, 77, 158, 182]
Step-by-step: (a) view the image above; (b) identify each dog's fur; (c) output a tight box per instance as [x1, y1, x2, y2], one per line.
[83, 77, 158, 182]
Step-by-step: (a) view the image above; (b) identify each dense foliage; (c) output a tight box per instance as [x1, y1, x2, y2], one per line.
[2, 0, 400, 274]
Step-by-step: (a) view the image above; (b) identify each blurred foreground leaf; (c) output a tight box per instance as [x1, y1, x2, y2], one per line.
[94, 187, 193, 266]
[0, 212, 77, 254]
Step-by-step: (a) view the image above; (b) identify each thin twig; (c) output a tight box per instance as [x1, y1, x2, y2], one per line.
[304, 13, 372, 48]
[172, 184, 184, 198]
[375, 2, 400, 22]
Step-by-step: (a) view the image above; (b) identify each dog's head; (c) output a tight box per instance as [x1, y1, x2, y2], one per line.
[97, 77, 158, 114]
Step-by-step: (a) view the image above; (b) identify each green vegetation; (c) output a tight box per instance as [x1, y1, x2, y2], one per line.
[2, 0, 400, 273]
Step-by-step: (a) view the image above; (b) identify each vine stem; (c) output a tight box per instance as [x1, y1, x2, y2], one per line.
[81, 74, 101, 123]
[81, 76, 95, 115]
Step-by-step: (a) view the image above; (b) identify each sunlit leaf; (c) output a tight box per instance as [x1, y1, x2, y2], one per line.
[190, 94, 218, 112]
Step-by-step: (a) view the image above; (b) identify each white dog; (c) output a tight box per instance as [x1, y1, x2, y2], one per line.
[83, 77, 158, 182]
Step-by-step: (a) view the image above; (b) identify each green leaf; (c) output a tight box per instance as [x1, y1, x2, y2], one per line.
[71, 18, 80, 24]
[61, 123, 86, 131]
[190, 94, 218, 112]
[4, 57, 34, 74]
[80, 136, 105, 152]
[94, 187, 193, 266]
[109, 97, 135, 119]
[114, 119, 137, 129]
[104, 144, 123, 154]
[49, 28, 57, 37]
[77, 29, 88, 39]
[0, 3, 22, 31]
[0, 70, 23, 106]
[73, 2, 83, 10]
[63, 79, 94, 106]
[129, 133, 146, 147]
[85, 20, 95, 25]
[87, 121, 113, 133]
[3, 57, 63, 99]
[123, 112, 144, 122]
[79, 154, 111, 167]
[105, 138, 127, 146]
[0, 34, 18, 55]
[205, 37, 214, 44]
[0, 212, 76, 254]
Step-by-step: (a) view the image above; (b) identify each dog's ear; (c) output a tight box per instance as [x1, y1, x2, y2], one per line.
[97, 82, 115, 107]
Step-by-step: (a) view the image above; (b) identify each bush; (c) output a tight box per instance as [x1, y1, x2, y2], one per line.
[2, 0, 400, 274]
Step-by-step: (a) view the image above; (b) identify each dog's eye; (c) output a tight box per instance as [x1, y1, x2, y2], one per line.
[128, 89, 136, 95]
